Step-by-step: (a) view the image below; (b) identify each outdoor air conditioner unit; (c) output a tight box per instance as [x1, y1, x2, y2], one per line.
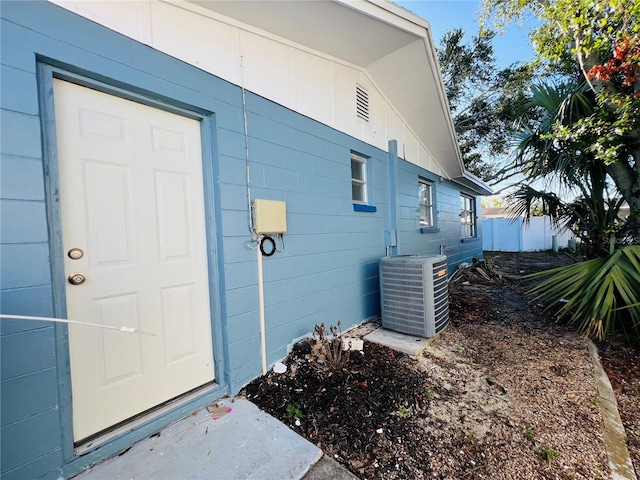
[379, 254, 449, 338]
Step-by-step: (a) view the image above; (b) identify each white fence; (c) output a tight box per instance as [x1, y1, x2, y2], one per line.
[483, 216, 573, 252]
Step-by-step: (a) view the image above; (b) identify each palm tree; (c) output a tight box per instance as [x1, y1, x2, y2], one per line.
[506, 81, 630, 257]
[505, 80, 640, 339]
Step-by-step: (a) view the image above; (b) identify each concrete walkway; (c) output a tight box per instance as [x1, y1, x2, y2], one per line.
[74, 398, 356, 480]
[73, 329, 637, 480]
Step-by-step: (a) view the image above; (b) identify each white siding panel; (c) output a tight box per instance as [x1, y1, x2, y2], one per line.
[332, 63, 361, 141]
[294, 51, 333, 127]
[150, 2, 237, 81]
[51, 0, 147, 42]
[418, 144, 435, 174]
[50, 0, 451, 178]
[240, 30, 293, 108]
[359, 77, 384, 150]
[402, 130, 419, 167]
[483, 217, 573, 251]
[385, 105, 404, 146]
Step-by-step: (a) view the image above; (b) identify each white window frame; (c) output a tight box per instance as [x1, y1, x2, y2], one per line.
[419, 178, 434, 227]
[351, 152, 368, 204]
[461, 194, 476, 238]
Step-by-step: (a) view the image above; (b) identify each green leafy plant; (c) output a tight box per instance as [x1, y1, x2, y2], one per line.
[286, 403, 303, 419]
[538, 447, 559, 462]
[424, 387, 435, 402]
[588, 397, 600, 405]
[523, 426, 535, 442]
[455, 345, 464, 354]
[397, 406, 411, 418]
[482, 0, 640, 244]
[527, 245, 640, 339]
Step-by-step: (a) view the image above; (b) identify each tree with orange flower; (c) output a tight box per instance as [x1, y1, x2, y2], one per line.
[484, 0, 640, 237]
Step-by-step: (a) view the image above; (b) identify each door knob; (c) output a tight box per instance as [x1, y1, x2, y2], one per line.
[68, 248, 84, 260]
[68, 273, 86, 285]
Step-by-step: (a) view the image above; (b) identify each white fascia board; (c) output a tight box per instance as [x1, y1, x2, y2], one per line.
[337, 0, 430, 37]
[358, 0, 468, 179]
[452, 173, 495, 196]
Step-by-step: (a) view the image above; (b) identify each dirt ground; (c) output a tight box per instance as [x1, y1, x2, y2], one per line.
[243, 251, 640, 479]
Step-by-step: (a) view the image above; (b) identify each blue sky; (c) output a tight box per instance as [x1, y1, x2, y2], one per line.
[396, 1, 540, 197]
[395, 0, 536, 68]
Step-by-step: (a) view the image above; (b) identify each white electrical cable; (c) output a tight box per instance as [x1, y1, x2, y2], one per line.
[240, 54, 267, 373]
[245, 237, 261, 250]
[0, 314, 156, 336]
[240, 54, 257, 236]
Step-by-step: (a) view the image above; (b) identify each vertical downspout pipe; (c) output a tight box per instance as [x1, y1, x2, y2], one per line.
[388, 140, 399, 256]
[257, 247, 267, 374]
[240, 55, 267, 373]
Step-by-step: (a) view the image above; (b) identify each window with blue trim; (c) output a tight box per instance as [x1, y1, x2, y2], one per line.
[351, 152, 376, 212]
[461, 193, 476, 238]
[351, 152, 367, 204]
[419, 178, 433, 227]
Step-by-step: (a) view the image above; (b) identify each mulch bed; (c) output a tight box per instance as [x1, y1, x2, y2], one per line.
[242, 251, 639, 479]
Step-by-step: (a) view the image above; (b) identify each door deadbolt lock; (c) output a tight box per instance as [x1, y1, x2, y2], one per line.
[68, 273, 86, 285]
[68, 248, 84, 260]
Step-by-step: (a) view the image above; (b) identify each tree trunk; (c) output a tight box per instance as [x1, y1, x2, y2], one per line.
[605, 151, 640, 240]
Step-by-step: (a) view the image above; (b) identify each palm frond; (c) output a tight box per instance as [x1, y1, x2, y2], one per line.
[527, 245, 640, 339]
[506, 184, 578, 229]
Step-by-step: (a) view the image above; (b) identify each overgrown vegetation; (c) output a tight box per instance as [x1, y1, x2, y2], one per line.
[480, 0, 640, 339]
[524, 426, 535, 442]
[528, 245, 640, 339]
[286, 403, 303, 419]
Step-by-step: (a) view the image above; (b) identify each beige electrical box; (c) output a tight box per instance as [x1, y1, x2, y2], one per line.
[253, 199, 287, 234]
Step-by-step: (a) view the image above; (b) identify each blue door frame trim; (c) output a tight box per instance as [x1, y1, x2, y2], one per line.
[36, 61, 229, 477]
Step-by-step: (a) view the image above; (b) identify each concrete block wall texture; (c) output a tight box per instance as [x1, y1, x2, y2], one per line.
[0, 2, 242, 477]
[396, 160, 483, 270]
[1, 3, 63, 478]
[230, 92, 391, 372]
[0, 2, 483, 478]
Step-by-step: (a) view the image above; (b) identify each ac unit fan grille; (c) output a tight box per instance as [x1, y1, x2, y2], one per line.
[380, 255, 449, 337]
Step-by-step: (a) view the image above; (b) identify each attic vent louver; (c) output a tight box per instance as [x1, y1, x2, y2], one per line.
[356, 84, 369, 122]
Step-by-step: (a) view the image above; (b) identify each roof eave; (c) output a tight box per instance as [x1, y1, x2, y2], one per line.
[452, 172, 494, 196]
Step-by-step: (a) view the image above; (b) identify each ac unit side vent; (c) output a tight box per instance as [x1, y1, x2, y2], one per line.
[379, 254, 449, 338]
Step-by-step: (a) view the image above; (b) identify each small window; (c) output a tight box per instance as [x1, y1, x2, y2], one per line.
[351, 152, 368, 204]
[460, 194, 476, 238]
[419, 178, 433, 227]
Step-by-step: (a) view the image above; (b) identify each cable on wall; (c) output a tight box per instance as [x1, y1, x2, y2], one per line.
[240, 54, 256, 236]
[259, 236, 276, 256]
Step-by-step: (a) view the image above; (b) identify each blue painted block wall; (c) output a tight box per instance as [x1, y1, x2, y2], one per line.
[1, 3, 64, 478]
[0, 2, 484, 478]
[224, 94, 391, 381]
[396, 161, 483, 272]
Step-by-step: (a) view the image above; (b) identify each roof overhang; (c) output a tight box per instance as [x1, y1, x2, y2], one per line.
[453, 173, 494, 196]
[190, 0, 485, 189]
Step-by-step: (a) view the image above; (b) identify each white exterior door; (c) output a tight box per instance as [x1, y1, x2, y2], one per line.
[54, 79, 215, 441]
